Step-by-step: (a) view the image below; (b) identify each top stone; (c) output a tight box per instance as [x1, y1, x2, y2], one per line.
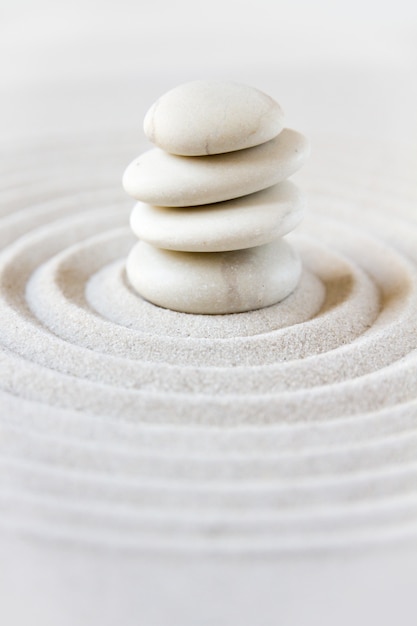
[143, 80, 285, 156]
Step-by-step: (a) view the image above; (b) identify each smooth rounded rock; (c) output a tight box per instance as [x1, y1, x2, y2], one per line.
[126, 239, 301, 314]
[130, 181, 306, 252]
[143, 80, 285, 156]
[122, 129, 310, 207]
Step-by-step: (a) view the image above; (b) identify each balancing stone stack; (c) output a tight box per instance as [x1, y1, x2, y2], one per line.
[123, 80, 310, 314]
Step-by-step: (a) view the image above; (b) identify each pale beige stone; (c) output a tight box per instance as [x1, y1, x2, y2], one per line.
[143, 80, 285, 156]
[130, 181, 305, 252]
[126, 239, 301, 314]
[122, 129, 310, 207]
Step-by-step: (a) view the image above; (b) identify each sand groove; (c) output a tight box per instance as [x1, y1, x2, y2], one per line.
[0, 133, 416, 554]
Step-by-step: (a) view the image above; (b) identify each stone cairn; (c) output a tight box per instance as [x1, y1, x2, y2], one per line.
[123, 80, 310, 314]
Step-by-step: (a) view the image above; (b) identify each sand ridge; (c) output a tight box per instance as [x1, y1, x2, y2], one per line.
[0, 132, 416, 554]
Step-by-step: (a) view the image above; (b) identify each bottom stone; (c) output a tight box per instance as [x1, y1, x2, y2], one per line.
[126, 239, 301, 315]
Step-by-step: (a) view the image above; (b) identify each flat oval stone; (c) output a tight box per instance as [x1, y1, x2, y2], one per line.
[130, 181, 305, 252]
[126, 239, 301, 314]
[122, 129, 310, 207]
[143, 80, 285, 156]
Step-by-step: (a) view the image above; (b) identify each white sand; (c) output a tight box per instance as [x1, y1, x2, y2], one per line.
[0, 132, 416, 625]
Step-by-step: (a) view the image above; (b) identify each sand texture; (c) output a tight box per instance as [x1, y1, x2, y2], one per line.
[0, 132, 416, 625]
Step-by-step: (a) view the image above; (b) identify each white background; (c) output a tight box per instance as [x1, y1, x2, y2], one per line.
[1, 0, 417, 143]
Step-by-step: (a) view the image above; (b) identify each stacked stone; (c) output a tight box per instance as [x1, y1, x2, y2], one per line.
[123, 81, 310, 314]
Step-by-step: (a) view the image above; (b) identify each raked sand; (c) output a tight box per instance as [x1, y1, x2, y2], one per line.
[0, 131, 416, 625]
